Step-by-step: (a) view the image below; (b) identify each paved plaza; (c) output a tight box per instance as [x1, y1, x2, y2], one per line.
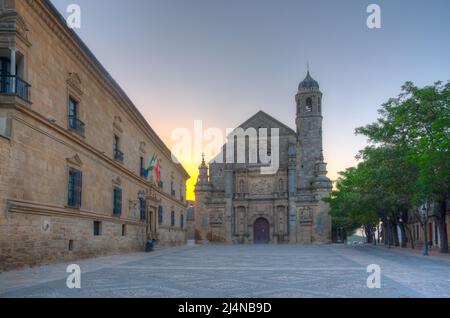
[0, 244, 449, 298]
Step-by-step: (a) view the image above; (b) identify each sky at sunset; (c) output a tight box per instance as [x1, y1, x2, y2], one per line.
[52, 0, 450, 200]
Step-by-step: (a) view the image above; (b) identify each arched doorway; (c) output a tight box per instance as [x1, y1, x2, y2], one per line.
[253, 218, 270, 244]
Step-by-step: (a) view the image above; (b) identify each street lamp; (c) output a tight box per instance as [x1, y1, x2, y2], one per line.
[421, 205, 428, 256]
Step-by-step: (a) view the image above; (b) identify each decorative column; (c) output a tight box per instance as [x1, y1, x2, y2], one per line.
[10, 47, 16, 92]
[288, 142, 297, 243]
[194, 154, 211, 243]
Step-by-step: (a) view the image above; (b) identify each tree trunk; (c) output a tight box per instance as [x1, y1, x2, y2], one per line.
[364, 225, 373, 244]
[438, 199, 449, 254]
[391, 221, 400, 247]
[399, 222, 408, 248]
[381, 221, 387, 245]
[377, 223, 380, 244]
[406, 225, 415, 249]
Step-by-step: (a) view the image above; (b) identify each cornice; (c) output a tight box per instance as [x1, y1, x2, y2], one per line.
[7, 198, 144, 226]
[12, 102, 188, 209]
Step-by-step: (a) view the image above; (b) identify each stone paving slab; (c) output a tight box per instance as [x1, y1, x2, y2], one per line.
[0, 244, 449, 298]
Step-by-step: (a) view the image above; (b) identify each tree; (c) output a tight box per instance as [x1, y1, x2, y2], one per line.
[324, 167, 379, 243]
[356, 82, 450, 253]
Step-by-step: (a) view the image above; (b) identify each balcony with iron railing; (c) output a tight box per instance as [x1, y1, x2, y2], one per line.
[114, 148, 124, 162]
[68, 116, 85, 137]
[0, 75, 31, 102]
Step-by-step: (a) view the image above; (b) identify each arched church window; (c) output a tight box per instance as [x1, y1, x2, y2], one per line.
[318, 97, 322, 113]
[305, 98, 312, 112]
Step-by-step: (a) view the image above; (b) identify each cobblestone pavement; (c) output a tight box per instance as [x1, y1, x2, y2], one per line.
[1, 244, 449, 298]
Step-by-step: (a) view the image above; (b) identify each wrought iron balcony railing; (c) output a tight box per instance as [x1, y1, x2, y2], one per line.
[114, 149, 124, 162]
[0, 75, 31, 102]
[68, 116, 85, 137]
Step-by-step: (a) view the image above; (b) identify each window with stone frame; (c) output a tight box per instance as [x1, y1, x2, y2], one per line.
[171, 211, 175, 227]
[67, 95, 87, 137]
[68, 168, 82, 208]
[113, 187, 122, 215]
[139, 196, 146, 221]
[93, 221, 101, 236]
[158, 206, 163, 224]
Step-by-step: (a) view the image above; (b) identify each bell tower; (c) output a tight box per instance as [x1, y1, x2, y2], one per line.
[194, 154, 210, 243]
[295, 70, 324, 192]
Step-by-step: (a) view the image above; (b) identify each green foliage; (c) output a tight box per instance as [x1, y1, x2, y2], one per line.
[324, 81, 449, 244]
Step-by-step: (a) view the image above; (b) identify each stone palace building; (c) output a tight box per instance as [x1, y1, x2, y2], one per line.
[195, 72, 333, 244]
[0, 0, 189, 270]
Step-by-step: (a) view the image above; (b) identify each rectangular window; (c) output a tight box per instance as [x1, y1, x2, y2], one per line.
[158, 206, 163, 224]
[68, 97, 77, 129]
[140, 157, 145, 177]
[113, 135, 119, 151]
[68, 168, 82, 208]
[180, 214, 184, 229]
[113, 187, 122, 215]
[93, 221, 101, 236]
[171, 211, 175, 227]
[113, 135, 124, 162]
[122, 224, 126, 236]
[68, 97, 85, 136]
[140, 197, 146, 221]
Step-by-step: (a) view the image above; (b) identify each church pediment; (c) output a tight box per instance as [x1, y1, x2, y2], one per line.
[232, 111, 296, 137]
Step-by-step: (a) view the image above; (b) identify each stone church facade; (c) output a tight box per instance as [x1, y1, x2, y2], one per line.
[195, 72, 332, 244]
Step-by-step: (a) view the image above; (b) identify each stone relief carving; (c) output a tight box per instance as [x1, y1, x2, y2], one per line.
[298, 206, 313, 224]
[210, 210, 224, 226]
[249, 178, 272, 194]
[139, 141, 146, 154]
[113, 116, 123, 133]
[67, 72, 83, 96]
[66, 154, 83, 167]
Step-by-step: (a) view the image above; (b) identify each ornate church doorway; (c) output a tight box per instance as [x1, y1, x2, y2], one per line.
[253, 218, 270, 244]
